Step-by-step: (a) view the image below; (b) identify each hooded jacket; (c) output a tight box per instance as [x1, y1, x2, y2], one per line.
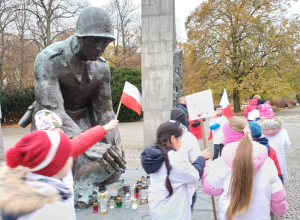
[244, 99, 259, 119]
[0, 166, 74, 220]
[171, 108, 190, 131]
[141, 146, 206, 220]
[201, 141, 288, 219]
[176, 103, 188, 114]
[258, 118, 290, 182]
[253, 137, 283, 181]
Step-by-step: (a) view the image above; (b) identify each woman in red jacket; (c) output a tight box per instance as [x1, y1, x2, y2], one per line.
[244, 95, 261, 119]
[188, 118, 204, 149]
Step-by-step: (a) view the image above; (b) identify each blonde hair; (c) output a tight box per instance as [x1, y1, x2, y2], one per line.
[253, 95, 261, 99]
[226, 117, 254, 220]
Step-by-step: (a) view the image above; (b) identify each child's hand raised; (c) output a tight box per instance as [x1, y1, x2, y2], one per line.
[103, 120, 119, 131]
[200, 148, 211, 160]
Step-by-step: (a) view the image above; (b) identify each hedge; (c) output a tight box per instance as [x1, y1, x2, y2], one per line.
[0, 87, 35, 123]
[0, 67, 142, 123]
[110, 67, 143, 121]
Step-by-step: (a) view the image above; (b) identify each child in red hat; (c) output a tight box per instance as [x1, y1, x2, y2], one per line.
[0, 110, 118, 220]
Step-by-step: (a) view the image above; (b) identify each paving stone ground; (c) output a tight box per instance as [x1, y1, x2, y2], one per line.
[1, 107, 299, 220]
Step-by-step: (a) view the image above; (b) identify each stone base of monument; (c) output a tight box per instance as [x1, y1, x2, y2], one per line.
[74, 179, 130, 209]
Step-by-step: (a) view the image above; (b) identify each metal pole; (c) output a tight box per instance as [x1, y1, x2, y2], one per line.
[200, 118, 217, 220]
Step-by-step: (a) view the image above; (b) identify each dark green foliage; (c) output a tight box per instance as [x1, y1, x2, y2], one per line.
[110, 67, 142, 122]
[0, 68, 142, 123]
[0, 87, 35, 123]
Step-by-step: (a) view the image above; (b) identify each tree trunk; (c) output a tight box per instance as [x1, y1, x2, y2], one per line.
[282, 97, 285, 109]
[0, 31, 4, 90]
[233, 90, 241, 112]
[296, 95, 300, 104]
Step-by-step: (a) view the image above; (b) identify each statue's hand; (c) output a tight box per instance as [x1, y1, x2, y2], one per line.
[84, 142, 126, 174]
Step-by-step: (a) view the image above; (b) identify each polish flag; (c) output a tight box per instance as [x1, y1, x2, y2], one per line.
[208, 88, 234, 140]
[120, 81, 142, 115]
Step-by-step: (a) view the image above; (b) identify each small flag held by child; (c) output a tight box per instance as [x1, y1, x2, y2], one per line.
[115, 82, 142, 120]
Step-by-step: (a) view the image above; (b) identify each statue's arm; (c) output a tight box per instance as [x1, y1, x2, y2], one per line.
[34, 53, 82, 137]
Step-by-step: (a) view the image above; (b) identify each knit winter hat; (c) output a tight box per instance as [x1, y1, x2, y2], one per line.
[248, 121, 262, 138]
[6, 130, 72, 177]
[35, 110, 63, 131]
[258, 101, 274, 119]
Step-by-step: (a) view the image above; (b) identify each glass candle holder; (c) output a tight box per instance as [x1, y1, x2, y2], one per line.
[130, 185, 135, 200]
[146, 174, 151, 188]
[116, 197, 122, 208]
[124, 193, 131, 209]
[99, 192, 108, 215]
[109, 199, 115, 209]
[93, 202, 98, 213]
[132, 198, 138, 210]
[135, 185, 139, 199]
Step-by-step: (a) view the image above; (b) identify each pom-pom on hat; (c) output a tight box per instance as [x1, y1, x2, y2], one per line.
[258, 101, 274, 119]
[35, 110, 63, 131]
[248, 121, 262, 138]
[6, 130, 72, 177]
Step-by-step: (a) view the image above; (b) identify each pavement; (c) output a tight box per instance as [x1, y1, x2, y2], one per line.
[0, 107, 299, 220]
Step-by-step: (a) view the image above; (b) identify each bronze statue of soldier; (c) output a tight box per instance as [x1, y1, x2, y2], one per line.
[19, 7, 126, 199]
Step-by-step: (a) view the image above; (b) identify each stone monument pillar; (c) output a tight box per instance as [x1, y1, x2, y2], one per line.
[0, 103, 4, 161]
[141, 0, 175, 147]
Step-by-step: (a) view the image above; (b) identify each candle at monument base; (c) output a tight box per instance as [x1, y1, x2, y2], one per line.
[99, 192, 108, 215]
[109, 199, 115, 209]
[135, 185, 139, 198]
[116, 197, 122, 208]
[132, 198, 138, 210]
[146, 174, 151, 188]
[93, 202, 98, 213]
[124, 193, 131, 208]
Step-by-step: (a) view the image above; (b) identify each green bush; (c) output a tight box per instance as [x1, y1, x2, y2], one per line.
[110, 67, 142, 122]
[0, 87, 35, 123]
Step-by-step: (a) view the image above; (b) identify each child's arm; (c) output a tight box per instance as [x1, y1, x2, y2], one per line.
[283, 129, 291, 150]
[70, 125, 107, 159]
[201, 160, 224, 196]
[209, 123, 220, 130]
[269, 159, 288, 216]
[70, 120, 118, 159]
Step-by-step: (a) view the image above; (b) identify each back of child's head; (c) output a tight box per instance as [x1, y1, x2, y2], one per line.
[223, 117, 254, 220]
[35, 110, 63, 131]
[6, 130, 72, 177]
[248, 121, 262, 138]
[170, 108, 189, 129]
[156, 121, 182, 144]
[214, 104, 222, 111]
[257, 99, 265, 106]
[155, 121, 182, 199]
[253, 95, 261, 99]
[258, 101, 274, 119]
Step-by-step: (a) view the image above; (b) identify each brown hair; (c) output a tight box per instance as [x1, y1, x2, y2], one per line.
[214, 104, 222, 110]
[253, 95, 261, 99]
[155, 122, 182, 198]
[226, 117, 254, 220]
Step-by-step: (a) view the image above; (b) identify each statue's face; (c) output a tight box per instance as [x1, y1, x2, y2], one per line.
[78, 37, 111, 61]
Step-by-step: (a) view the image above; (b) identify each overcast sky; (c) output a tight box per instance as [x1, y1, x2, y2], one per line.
[89, 0, 300, 42]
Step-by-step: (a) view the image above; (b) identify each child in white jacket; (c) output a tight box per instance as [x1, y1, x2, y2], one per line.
[202, 117, 288, 220]
[141, 121, 210, 220]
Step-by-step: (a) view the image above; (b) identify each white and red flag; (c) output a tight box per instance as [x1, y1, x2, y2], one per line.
[208, 88, 234, 140]
[120, 81, 142, 115]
